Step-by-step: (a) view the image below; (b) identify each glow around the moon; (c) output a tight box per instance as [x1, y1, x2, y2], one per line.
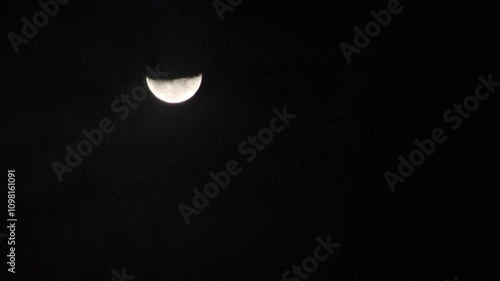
[146, 74, 202, 103]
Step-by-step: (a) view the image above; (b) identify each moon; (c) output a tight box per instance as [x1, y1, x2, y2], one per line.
[146, 74, 202, 103]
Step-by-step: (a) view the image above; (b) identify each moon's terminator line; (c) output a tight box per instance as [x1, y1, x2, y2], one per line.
[146, 74, 203, 103]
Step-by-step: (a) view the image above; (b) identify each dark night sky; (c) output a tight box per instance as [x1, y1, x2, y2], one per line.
[1, 0, 500, 280]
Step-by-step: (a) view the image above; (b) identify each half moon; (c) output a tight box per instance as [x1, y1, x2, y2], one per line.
[146, 74, 202, 103]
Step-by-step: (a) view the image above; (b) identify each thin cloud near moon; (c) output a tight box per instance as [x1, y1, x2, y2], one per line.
[146, 74, 202, 104]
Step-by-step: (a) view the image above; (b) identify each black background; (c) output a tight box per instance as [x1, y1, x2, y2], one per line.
[1, 0, 499, 280]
